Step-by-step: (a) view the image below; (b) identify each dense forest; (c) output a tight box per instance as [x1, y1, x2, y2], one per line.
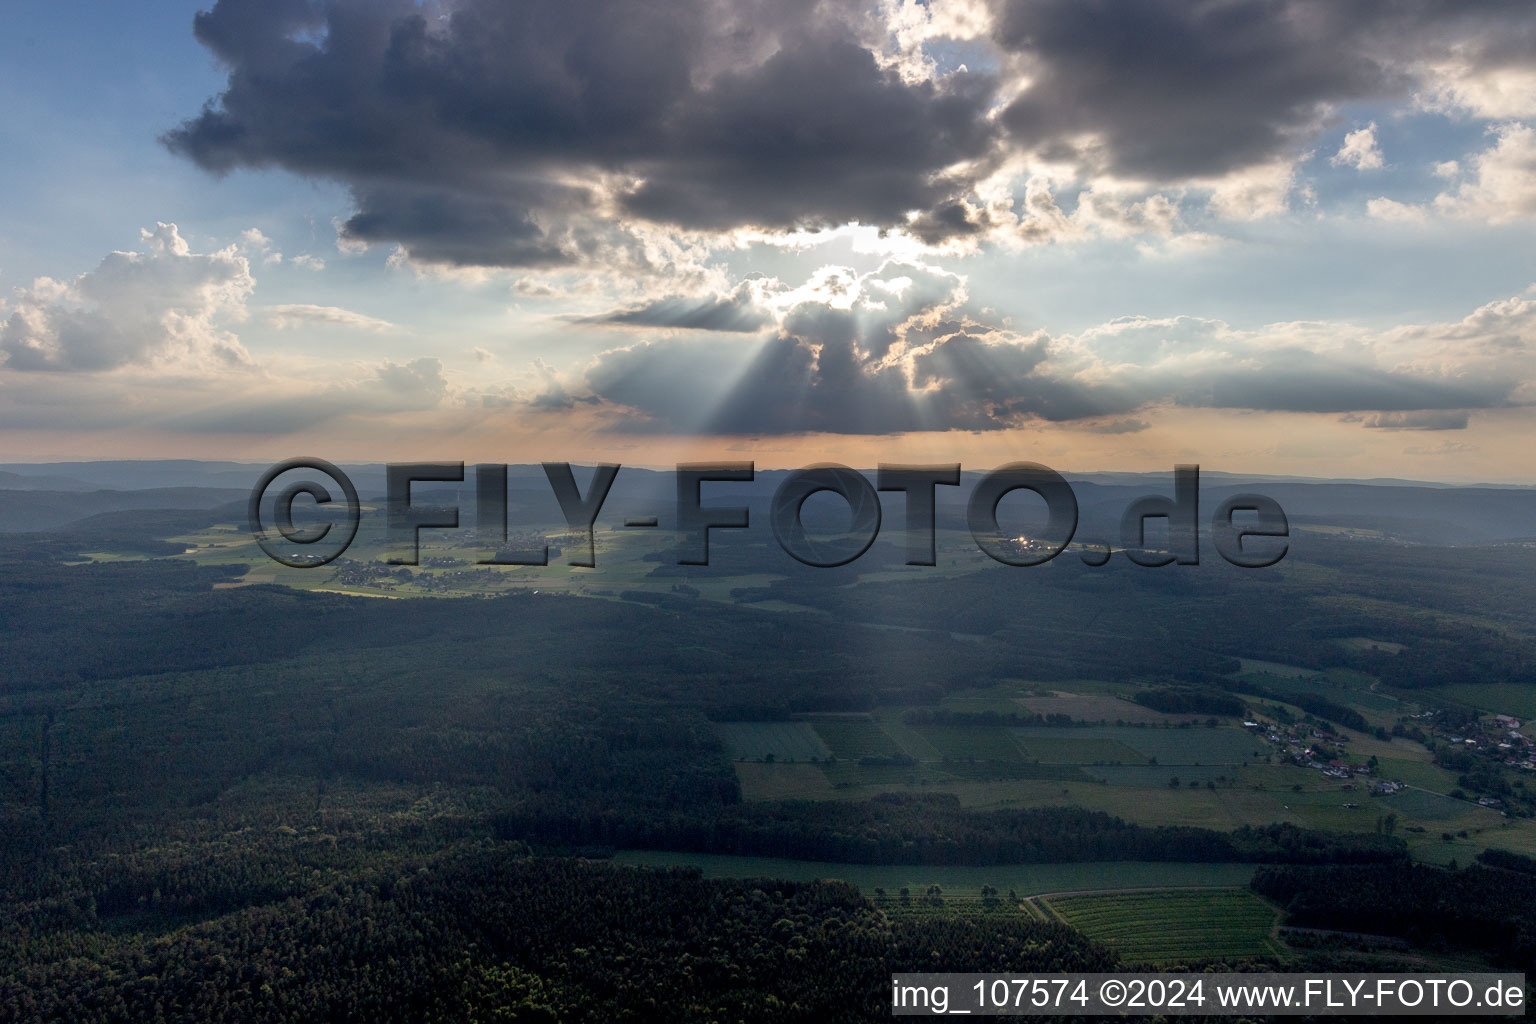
[2, 500, 1534, 1017]
[0, 847, 1119, 1023]
[1253, 862, 1536, 970]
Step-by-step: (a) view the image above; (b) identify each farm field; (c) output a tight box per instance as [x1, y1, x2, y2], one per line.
[611, 852, 1259, 898]
[850, 769, 1482, 831]
[1378, 787, 1477, 821]
[1015, 693, 1211, 724]
[738, 752, 1513, 838]
[1337, 637, 1407, 655]
[808, 716, 903, 759]
[873, 712, 945, 760]
[940, 761, 1091, 782]
[1013, 734, 1147, 765]
[714, 721, 831, 762]
[914, 724, 1026, 761]
[1235, 659, 1321, 679]
[1242, 672, 1401, 711]
[727, 706, 1521, 849]
[939, 693, 1039, 716]
[1040, 889, 1284, 964]
[1373, 756, 1460, 792]
[817, 759, 1087, 791]
[1426, 683, 1536, 720]
[1012, 726, 1266, 766]
[819, 761, 948, 789]
[1086, 765, 1240, 787]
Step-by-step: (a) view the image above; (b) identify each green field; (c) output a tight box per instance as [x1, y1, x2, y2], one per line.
[611, 852, 1259, 898]
[820, 761, 948, 788]
[940, 761, 1091, 781]
[1013, 734, 1148, 765]
[714, 721, 832, 761]
[1017, 694, 1204, 724]
[1012, 726, 1265, 766]
[940, 694, 1038, 716]
[1374, 756, 1459, 792]
[875, 713, 945, 760]
[707, 689, 1517, 844]
[1086, 765, 1239, 787]
[809, 717, 904, 759]
[817, 759, 1087, 790]
[1337, 637, 1406, 655]
[1245, 673, 1401, 711]
[1041, 889, 1283, 964]
[914, 724, 1026, 761]
[1236, 659, 1321, 679]
[1426, 684, 1536, 719]
[1378, 787, 1476, 821]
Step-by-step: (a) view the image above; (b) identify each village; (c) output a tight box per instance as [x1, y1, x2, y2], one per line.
[1449, 713, 1535, 770]
[1243, 704, 1536, 814]
[328, 556, 507, 594]
[1241, 718, 1406, 796]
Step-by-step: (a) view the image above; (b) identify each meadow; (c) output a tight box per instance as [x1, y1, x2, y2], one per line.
[914, 724, 1027, 761]
[806, 716, 904, 759]
[1012, 726, 1267, 766]
[714, 721, 831, 761]
[1012, 734, 1148, 765]
[1425, 683, 1536, 720]
[1015, 693, 1208, 724]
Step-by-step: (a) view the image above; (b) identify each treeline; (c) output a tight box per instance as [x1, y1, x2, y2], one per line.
[1253, 862, 1536, 969]
[0, 847, 1118, 1023]
[1131, 687, 1245, 717]
[1476, 848, 1536, 875]
[1219, 679, 1368, 731]
[904, 708, 1057, 727]
[499, 795, 1406, 867]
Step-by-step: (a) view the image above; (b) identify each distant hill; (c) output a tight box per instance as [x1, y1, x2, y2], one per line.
[0, 487, 248, 533]
[0, 470, 97, 491]
[0, 460, 270, 491]
[0, 460, 1533, 544]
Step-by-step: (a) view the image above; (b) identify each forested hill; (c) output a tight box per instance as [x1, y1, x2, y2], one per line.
[0, 849, 1116, 1023]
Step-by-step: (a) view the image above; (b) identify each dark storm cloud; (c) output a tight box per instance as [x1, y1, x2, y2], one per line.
[340, 182, 592, 269]
[990, 0, 1534, 180]
[164, 0, 1536, 263]
[616, 35, 997, 231]
[164, 0, 999, 266]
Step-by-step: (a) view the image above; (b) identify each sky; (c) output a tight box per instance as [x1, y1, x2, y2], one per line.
[2, 0, 1536, 481]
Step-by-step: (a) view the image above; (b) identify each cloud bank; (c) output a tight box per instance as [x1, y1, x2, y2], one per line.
[163, 0, 1536, 269]
[553, 262, 1536, 435]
